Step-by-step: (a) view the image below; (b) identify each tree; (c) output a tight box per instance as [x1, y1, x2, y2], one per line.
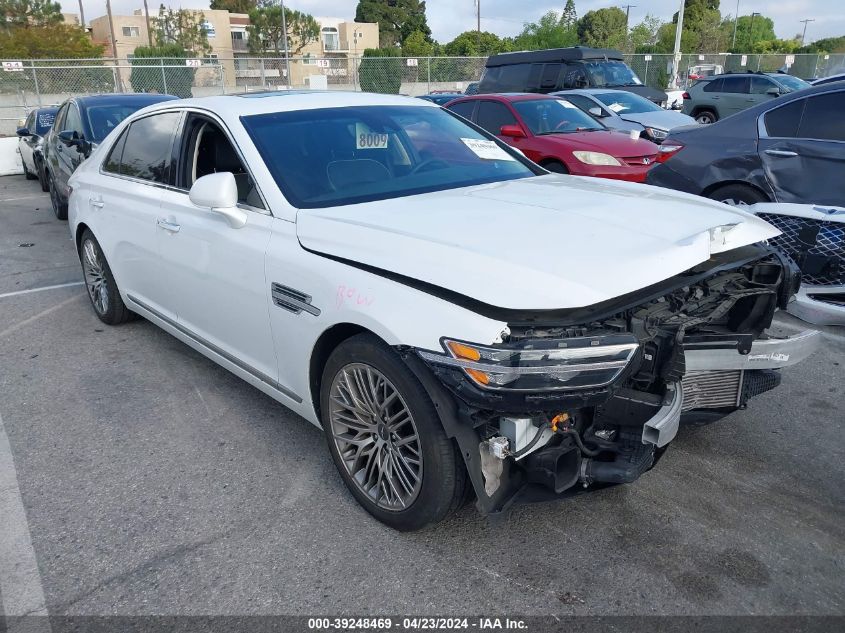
[629, 15, 663, 53]
[355, 0, 431, 48]
[0, 22, 102, 57]
[512, 11, 577, 51]
[129, 43, 195, 97]
[153, 5, 211, 56]
[209, 0, 256, 13]
[443, 30, 507, 57]
[799, 36, 845, 54]
[561, 0, 577, 29]
[358, 47, 403, 94]
[402, 30, 433, 57]
[731, 14, 777, 52]
[0, 0, 63, 30]
[247, 0, 319, 56]
[576, 7, 628, 50]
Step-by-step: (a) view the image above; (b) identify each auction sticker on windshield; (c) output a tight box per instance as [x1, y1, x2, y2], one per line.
[461, 138, 514, 161]
[356, 122, 389, 149]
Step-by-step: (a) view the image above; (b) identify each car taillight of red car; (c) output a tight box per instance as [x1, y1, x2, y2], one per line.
[656, 142, 684, 163]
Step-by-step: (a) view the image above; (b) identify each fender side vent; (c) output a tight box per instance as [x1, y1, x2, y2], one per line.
[271, 283, 320, 316]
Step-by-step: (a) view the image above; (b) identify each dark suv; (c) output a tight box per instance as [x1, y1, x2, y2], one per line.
[44, 93, 177, 220]
[478, 47, 668, 106]
[682, 72, 810, 124]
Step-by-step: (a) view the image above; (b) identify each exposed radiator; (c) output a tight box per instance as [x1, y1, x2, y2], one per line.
[681, 370, 743, 411]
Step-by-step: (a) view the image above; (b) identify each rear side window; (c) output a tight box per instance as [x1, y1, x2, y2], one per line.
[797, 92, 845, 142]
[103, 128, 128, 173]
[539, 64, 562, 91]
[447, 101, 475, 120]
[764, 99, 805, 138]
[476, 101, 518, 135]
[721, 77, 749, 93]
[702, 78, 723, 92]
[113, 112, 180, 183]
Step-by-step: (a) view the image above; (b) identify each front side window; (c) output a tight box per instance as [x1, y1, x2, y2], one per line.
[446, 101, 475, 120]
[763, 99, 805, 138]
[797, 92, 845, 142]
[750, 77, 778, 94]
[64, 104, 83, 135]
[562, 94, 605, 115]
[584, 61, 642, 87]
[593, 91, 661, 114]
[475, 101, 518, 135]
[513, 98, 603, 135]
[562, 64, 588, 89]
[241, 105, 538, 209]
[116, 112, 180, 183]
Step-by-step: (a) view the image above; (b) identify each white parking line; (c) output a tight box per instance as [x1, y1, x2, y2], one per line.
[0, 282, 84, 300]
[0, 294, 83, 340]
[0, 412, 51, 628]
[0, 195, 48, 204]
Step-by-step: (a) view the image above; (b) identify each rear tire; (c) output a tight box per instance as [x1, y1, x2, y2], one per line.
[319, 333, 467, 531]
[542, 160, 569, 174]
[35, 157, 49, 192]
[22, 157, 37, 180]
[707, 183, 768, 206]
[694, 109, 717, 124]
[79, 229, 136, 325]
[48, 172, 68, 220]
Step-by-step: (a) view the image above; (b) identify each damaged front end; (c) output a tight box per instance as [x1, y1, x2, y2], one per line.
[403, 243, 819, 517]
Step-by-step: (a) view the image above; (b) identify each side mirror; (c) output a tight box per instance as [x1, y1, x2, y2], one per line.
[499, 124, 526, 138]
[16, 127, 32, 137]
[766, 87, 781, 96]
[189, 172, 247, 229]
[57, 130, 80, 146]
[588, 106, 606, 118]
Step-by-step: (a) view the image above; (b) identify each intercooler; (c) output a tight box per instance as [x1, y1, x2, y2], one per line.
[681, 370, 743, 411]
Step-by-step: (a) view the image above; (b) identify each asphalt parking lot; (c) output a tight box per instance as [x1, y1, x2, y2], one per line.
[0, 173, 843, 618]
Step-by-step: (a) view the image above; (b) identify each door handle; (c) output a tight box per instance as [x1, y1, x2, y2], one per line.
[765, 149, 798, 157]
[156, 218, 181, 233]
[89, 196, 104, 209]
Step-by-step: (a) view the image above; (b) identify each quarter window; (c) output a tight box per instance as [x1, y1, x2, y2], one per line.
[475, 101, 518, 135]
[117, 112, 180, 183]
[103, 128, 128, 174]
[797, 92, 845, 142]
[764, 99, 805, 138]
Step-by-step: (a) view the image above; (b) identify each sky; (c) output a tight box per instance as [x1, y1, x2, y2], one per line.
[64, 0, 845, 44]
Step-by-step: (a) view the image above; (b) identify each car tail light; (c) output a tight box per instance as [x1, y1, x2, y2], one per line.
[656, 143, 684, 163]
[682, 92, 691, 100]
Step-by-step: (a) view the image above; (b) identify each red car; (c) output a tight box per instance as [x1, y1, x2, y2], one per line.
[444, 93, 660, 182]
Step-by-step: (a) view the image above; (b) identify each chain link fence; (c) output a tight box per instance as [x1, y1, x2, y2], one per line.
[2, 53, 843, 135]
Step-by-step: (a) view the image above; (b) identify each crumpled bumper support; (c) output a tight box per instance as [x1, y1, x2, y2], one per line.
[684, 329, 821, 371]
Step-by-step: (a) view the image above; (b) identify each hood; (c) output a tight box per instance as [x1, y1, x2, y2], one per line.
[296, 176, 781, 311]
[619, 110, 697, 131]
[539, 129, 658, 156]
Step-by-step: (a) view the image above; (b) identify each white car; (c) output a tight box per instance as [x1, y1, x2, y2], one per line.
[68, 91, 819, 530]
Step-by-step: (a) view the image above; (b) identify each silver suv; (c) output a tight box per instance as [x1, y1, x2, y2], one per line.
[683, 72, 810, 124]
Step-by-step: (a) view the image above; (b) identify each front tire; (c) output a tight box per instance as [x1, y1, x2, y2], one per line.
[707, 183, 768, 206]
[79, 229, 135, 325]
[542, 160, 569, 174]
[319, 334, 467, 531]
[35, 157, 49, 192]
[48, 172, 68, 220]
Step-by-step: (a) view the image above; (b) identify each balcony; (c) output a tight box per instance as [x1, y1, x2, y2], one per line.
[231, 38, 248, 51]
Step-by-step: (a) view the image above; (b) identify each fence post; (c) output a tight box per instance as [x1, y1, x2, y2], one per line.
[427, 57, 431, 93]
[259, 58, 266, 88]
[220, 64, 226, 94]
[813, 54, 820, 79]
[30, 60, 42, 106]
[160, 58, 168, 94]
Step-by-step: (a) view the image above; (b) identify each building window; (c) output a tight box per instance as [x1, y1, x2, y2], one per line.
[303, 53, 315, 65]
[122, 26, 140, 37]
[202, 20, 216, 38]
[202, 53, 219, 66]
[322, 27, 339, 51]
[231, 31, 244, 40]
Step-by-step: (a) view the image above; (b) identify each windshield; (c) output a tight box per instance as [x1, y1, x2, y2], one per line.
[512, 98, 603, 134]
[584, 61, 643, 87]
[241, 105, 538, 209]
[593, 91, 662, 114]
[34, 109, 57, 135]
[771, 74, 811, 92]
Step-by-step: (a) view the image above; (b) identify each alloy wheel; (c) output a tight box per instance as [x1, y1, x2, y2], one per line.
[81, 239, 109, 315]
[328, 363, 422, 511]
[720, 198, 748, 206]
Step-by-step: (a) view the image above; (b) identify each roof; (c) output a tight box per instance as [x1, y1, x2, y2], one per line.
[452, 93, 561, 102]
[74, 93, 179, 108]
[486, 47, 625, 67]
[138, 90, 440, 118]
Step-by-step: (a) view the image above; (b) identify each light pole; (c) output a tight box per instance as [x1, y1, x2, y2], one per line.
[280, 0, 291, 89]
[731, 0, 740, 49]
[749, 11, 760, 50]
[670, 0, 685, 90]
[800, 18, 815, 45]
[77, 0, 85, 29]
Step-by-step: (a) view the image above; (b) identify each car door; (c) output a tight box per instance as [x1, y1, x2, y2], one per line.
[758, 90, 845, 205]
[94, 111, 181, 319]
[474, 100, 532, 156]
[53, 101, 87, 198]
[719, 76, 750, 116]
[19, 111, 36, 170]
[748, 77, 782, 109]
[155, 112, 278, 383]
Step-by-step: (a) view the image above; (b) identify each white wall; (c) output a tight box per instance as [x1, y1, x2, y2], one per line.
[0, 137, 23, 176]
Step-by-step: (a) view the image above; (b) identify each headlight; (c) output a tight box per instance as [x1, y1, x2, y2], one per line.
[418, 336, 639, 391]
[572, 151, 622, 166]
[644, 127, 669, 141]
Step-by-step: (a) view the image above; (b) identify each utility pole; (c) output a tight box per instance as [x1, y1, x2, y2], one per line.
[749, 11, 760, 48]
[77, 0, 85, 29]
[475, 0, 481, 51]
[143, 0, 153, 47]
[731, 0, 740, 49]
[280, 0, 291, 89]
[799, 18, 815, 45]
[621, 4, 636, 27]
[670, 0, 685, 90]
[105, 0, 123, 91]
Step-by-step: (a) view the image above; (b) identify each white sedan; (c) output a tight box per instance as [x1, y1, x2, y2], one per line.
[68, 91, 818, 530]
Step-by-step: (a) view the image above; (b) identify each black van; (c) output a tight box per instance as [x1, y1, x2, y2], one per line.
[478, 47, 668, 106]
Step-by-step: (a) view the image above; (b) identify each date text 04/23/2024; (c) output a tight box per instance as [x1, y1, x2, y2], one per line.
[307, 618, 528, 630]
